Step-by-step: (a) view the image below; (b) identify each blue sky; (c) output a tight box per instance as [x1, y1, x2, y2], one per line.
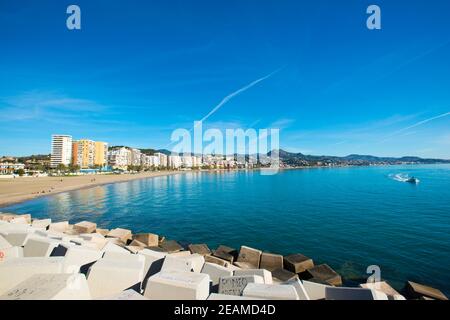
[1, 0, 449, 158]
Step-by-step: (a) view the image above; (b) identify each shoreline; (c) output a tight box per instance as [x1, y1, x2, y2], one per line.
[0, 171, 182, 208]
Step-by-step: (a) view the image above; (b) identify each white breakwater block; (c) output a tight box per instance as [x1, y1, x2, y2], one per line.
[284, 278, 310, 300]
[0, 257, 79, 295]
[392, 294, 406, 300]
[106, 228, 132, 242]
[102, 241, 129, 254]
[101, 289, 148, 300]
[138, 249, 167, 280]
[23, 237, 60, 257]
[234, 269, 273, 284]
[31, 219, 51, 229]
[243, 283, 299, 300]
[10, 217, 28, 224]
[144, 271, 210, 300]
[80, 233, 107, 250]
[360, 281, 400, 297]
[102, 251, 145, 264]
[0, 273, 91, 300]
[52, 243, 103, 270]
[49, 221, 70, 233]
[201, 262, 234, 286]
[73, 221, 97, 234]
[302, 280, 331, 300]
[2, 232, 33, 247]
[218, 275, 264, 296]
[325, 287, 388, 300]
[0, 235, 12, 250]
[161, 254, 205, 273]
[169, 251, 192, 257]
[86, 257, 145, 299]
[208, 293, 265, 300]
[0, 246, 23, 262]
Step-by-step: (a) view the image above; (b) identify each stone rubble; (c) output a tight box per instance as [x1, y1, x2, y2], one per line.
[0, 213, 447, 300]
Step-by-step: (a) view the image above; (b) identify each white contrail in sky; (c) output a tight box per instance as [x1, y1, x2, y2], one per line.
[195, 68, 282, 127]
[379, 111, 450, 143]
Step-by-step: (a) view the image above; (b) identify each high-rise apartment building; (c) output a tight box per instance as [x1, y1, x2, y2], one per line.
[94, 141, 108, 167]
[51, 135, 73, 168]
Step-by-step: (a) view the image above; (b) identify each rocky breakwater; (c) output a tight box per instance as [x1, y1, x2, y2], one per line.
[0, 212, 448, 301]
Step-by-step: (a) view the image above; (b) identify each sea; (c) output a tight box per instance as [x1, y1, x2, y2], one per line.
[2, 164, 450, 295]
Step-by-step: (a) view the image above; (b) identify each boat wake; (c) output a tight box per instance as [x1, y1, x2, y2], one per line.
[389, 173, 420, 184]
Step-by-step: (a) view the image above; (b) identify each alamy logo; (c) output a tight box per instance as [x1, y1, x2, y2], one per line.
[171, 121, 280, 175]
[66, 5, 81, 30]
[367, 5, 381, 30]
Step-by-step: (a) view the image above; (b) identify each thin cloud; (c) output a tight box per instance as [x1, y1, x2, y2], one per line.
[379, 111, 450, 143]
[197, 68, 283, 126]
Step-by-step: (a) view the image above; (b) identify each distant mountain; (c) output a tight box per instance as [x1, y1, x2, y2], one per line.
[278, 150, 450, 165]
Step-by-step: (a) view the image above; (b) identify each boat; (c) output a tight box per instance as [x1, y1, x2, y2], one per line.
[406, 177, 420, 184]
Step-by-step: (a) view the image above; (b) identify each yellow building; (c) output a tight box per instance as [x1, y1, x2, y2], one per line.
[94, 141, 108, 167]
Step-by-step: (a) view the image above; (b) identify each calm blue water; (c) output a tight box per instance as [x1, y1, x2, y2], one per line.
[2, 165, 450, 295]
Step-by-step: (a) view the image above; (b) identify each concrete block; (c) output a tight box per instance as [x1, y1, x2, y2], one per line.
[96, 228, 109, 236]
[74, 221, 97, 234]
[161, 254, 205, 273]
[201, 262, 233, 286]
[106, 228, 132, 243]
[133, 233, 158, 247]
[52, 243, 103, 271]
[260, 252, 283, 271]
[102, 241, 130, 254]
[0, 213, 31, 224]
[360, 281, 400, 297]
[403, 281, 448, 300]
[10, 216, 28, 224]
[325, 287, 388, 300]
[86, 257, 145, 299]
[213, 245, 238, 263]
[169, 250, 192, 257]
[126, 246, 145, 254]
[138, 249, 167, 280]
[205, 255, 230, 267]
[102, 251, 145, 264]
[284, 254, 314, 273]
[0, 246, 23, 262]
[302, 264, 342, 286]
[0, 235, 12, 250]
[234, 269, 273, 284]
[101, 289, 147, 300]
[243, 283, 299, 300]
[129, 239, 147, 247]
[302, 280, 330, 300]
[49, 221, 70, 233]
[208, 293, 265, 300]
[23, 237, 60, 257]
[3, 232, 33, 246]
[79, 233, 107, 250]
[284, 278, 310, 300]
[189, 244, 212, 256]
[272, 268, 299, 283]
[159, 240, 183, 253]
[0, 273, 91, 300]
[0, 257, 79, 295]
[235, 246, 261, 269]
[31, 219, 51, 229]
[218, 275, 264, 296]
[144, 271, 210, 300]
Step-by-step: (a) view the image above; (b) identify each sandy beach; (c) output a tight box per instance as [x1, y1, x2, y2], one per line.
[0, 171, 181, 207]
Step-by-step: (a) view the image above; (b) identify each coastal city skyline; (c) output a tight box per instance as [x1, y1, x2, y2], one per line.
[1, 1, 450, 159]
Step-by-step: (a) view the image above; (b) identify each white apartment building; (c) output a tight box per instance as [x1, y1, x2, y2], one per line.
[51, 135, 73, 168]
[108, 147, 131, 169]
[130, 148, 142, 166]
[168, 155, 182, 169]
[154, 152, 168, 168]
